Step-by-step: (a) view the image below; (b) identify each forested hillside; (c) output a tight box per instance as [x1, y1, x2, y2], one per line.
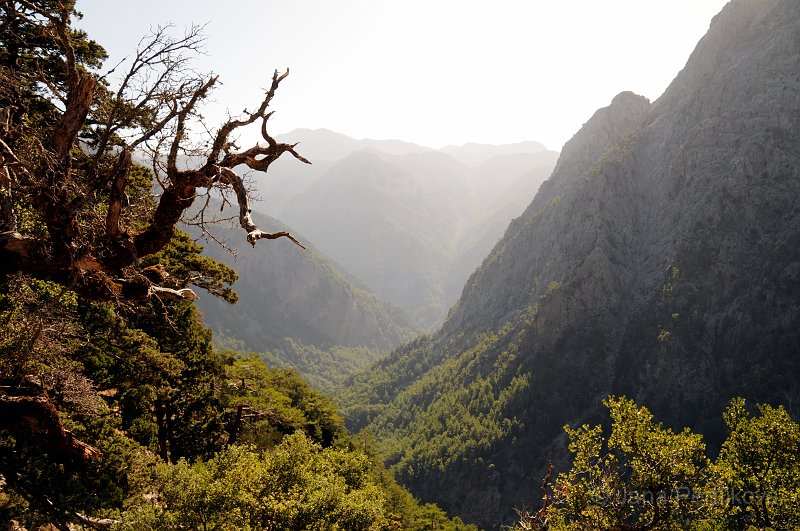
[189, 207, 417, 393]
[511, 396, 800, 530]
[340, 0, 800, 527]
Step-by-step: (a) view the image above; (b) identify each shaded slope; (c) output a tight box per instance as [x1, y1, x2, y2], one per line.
[341, 1, 800, 527]
[191, 210, 417, 392]
[445, 152, 560, 305]
[279, 151, 460, 326]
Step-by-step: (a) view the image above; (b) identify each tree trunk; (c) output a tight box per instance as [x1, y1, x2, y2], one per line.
[0, 391, 101, 462]
[228, 404, 245, 447]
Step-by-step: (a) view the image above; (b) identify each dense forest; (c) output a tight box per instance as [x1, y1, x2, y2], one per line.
[511, 396, 800, 530]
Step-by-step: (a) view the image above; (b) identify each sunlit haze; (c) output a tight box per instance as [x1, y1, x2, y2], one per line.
[77, 0, 730, 151]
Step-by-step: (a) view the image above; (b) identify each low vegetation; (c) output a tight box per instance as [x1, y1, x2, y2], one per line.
[513, 396, 800, 530]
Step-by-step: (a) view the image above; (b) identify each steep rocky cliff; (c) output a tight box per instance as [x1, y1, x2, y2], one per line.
[341, 1, 800, 527]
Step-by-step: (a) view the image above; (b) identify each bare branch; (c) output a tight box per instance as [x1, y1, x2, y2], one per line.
[92, 24, 206, 163]
[167, 75, 218, 181]
[96, 55, 127, 84]
[246, 229, 306, 248]
[207, 69, 287, 164]
[34, 64, 66, 104]
[217, 167, 305, 248]
[75, 512, 116, 530]
[149, 285, 198, 300]
[0, 7, 309, 297]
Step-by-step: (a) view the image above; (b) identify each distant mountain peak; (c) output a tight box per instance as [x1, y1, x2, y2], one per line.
[610, 90, 649, 107]
[276, 128, 431, 161]
[440, 140, 549, 167]
[531, 91, 650, 212]
[275, 128, 552, 168]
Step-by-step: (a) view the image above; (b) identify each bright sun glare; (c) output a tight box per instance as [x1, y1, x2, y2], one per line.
[77, 0, 730, 151]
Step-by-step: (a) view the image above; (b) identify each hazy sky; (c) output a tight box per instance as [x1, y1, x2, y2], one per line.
[76, 1, 730, 151]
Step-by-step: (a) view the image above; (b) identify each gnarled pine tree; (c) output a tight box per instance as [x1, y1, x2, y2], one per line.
[0, 0, 307, 467]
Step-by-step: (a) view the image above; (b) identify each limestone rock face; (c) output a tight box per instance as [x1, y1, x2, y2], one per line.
[346, 1, 800, 527]
[446, 90, 652, 337]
